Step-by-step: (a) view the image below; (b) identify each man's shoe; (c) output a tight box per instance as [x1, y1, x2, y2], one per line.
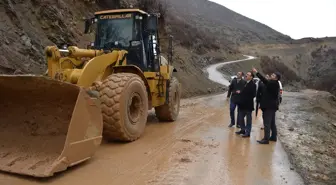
[242, 134, 250, 138]
[236, 124, 241, 128]
[235, 130, 245, 135]
[257, 139, 269, 144]
[269, 137, 277, 142]
[228, 123, 234, 127]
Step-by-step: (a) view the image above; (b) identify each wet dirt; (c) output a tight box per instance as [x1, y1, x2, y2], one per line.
[277, 90, 336, 185]
[0, 93, 304, 185]
[0, 76, 79, 176]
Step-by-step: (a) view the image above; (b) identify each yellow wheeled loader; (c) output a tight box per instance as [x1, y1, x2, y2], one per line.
[0, 8, 181, 177]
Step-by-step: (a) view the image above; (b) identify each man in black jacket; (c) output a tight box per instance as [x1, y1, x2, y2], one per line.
[235, 71, 256, 137]
[256, 80, 264, 114]
[227, 72, 246, 128]
[252, 68, 281, 144]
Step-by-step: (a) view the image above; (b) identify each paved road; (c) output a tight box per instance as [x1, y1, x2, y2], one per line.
[0, 56, 304, 185]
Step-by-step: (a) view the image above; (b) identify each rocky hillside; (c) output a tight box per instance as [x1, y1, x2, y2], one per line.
[166, 0, 292, 47]
[0, 0, 98, 74]
[0, 0, 292, 97]
[240, 39, 336, 96]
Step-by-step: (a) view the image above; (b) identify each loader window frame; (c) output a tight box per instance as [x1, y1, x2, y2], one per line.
[94, 13, 137, 50]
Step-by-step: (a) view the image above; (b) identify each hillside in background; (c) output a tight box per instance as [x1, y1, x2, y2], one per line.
[0, 0, 292, 97]
[166, 0, 292, 47]
[240, 38, 336, 96]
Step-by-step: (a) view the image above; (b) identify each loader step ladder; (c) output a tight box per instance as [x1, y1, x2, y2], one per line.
[157, 73, 165, 97]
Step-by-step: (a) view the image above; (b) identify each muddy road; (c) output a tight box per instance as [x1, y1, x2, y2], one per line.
[0, 56, 304, 185]
[0, 94, 304, 185]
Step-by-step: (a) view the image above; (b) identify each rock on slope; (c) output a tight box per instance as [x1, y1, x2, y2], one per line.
[0, 0, 291, 97]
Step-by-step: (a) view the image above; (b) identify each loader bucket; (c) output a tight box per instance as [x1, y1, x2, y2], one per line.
[0, 75, 103, 177]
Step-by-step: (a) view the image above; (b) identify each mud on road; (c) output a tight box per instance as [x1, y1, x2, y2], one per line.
[0, 93, 304, 185]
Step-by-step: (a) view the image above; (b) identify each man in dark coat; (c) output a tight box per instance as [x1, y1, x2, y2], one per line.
[227, 72, 246, 128]
[235, 71, 256, 137]
[256, 74, 270, 129]
[256, 79, 264, 116]
[252, 68, 281, 144]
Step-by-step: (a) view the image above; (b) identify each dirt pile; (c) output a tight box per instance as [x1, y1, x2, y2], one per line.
[307, 45, 336, 95]
[277, 90, 336, 185]
[259, 56, 302, 84]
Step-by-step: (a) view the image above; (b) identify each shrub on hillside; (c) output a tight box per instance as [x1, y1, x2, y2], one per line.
[259, 55, 301, 84]
[308, 47, 336, 95]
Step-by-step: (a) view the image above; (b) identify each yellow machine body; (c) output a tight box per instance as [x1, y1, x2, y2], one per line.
[0, 8, 180, 178]
[45, 45, 174, 108]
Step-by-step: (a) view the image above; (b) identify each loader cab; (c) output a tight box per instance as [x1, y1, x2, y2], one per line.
[86, 9, 162, 72]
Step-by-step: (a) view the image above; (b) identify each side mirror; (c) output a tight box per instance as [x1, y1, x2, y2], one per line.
[84, 18, 95, 34]
[86, 42, 94, 49]
[146, 15, 158, 33]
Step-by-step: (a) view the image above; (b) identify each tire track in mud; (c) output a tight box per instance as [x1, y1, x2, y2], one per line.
[143, 115, 227, 185]
[106, 105, 219, 184]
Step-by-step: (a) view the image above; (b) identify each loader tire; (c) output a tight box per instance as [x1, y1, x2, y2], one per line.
[155, 77, 181, 121]
[99, 73, 148, 142]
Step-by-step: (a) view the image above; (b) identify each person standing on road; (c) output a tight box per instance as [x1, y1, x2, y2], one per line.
[256, 75, 268, 129]
[252, 68, 281, 144]
[256, 80, 264, 117]
[227, 72, 246, 128]
[235, 71, 256, 137]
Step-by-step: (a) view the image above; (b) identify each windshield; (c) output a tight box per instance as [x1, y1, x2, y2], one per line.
[95, 18, 133, 49]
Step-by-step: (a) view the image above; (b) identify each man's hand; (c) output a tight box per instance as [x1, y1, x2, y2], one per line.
[236, 90, 241, 94]
[252, 67, 258, 73]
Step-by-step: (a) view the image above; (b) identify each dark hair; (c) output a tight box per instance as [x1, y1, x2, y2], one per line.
[246, 71, 254, 78]
[274, 72, 281, 80]
[250, 71, 255, 78]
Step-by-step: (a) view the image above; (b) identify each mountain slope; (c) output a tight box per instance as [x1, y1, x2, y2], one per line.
[0, 0, 292, 97]
[166, 0, 292, 47]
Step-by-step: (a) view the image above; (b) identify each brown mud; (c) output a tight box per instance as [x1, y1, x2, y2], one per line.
[0, 76, 79, 176]
[0, 93, 304, 185]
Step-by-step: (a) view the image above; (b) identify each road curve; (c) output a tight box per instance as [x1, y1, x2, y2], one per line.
[206, 55, 256, 86]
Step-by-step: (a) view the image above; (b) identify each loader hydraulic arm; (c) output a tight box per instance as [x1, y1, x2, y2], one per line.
[45, 45, 128, 88]
[45, 46, 105, 81]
